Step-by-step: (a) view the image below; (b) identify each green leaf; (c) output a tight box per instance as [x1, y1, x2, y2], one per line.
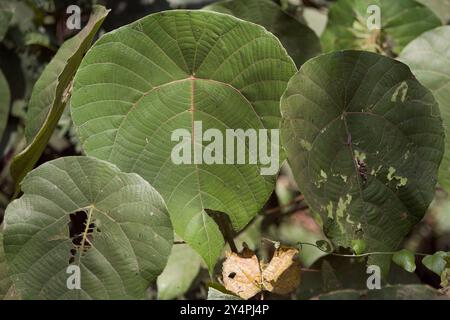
[398, 26, 450, 194]
[316, 284, 442, 300]
[204, 0, 321, 67]
[0, 1, 13, 41]
[367, 284, 442, 299]
[392, 249, 416, 273]
[0, 232, 12, 299]
[7, 1, 33, 33]
[0, 69, 10, 142]
[351, 239, 366, 255]
[24, 32, 54, 50]
[321, 0, 442, 55]
[3, 156, 173, 299]
[281, 51, 445, 274]
[316, 240, 332, 253]
[71, 10, 297, 271]
[316, 289, 362, 300]
[417, 0, 450, 24]
[157, 243, 202, 300]
[10, 5, 109, 190]
[207, 285, 241, 300]
[422, 251, 449, 276]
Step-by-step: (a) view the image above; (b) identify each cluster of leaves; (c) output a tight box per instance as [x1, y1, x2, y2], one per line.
[0, 0, 449, 300]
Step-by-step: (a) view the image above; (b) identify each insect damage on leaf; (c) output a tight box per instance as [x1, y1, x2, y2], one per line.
[222, 246, 301, 299]
[222, 248, 262, 300]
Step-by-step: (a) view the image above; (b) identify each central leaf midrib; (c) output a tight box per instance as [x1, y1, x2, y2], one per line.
[107, 75, 263, 160]
[188, 75, 214, 268]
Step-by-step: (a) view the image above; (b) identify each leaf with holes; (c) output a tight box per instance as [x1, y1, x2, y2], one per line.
[204, 0, 321, 67]
[399, 26, 450, 194]
[0, 69, 10, 142]
[3, 156, 173, 299]
[422, 251, 449, 276]
[281, 51, 444, 274]
[10, 5, 109, 190]
[222, 246, 301, 299]
[70, 10, 297, 271]
[321, 0, 441, 55]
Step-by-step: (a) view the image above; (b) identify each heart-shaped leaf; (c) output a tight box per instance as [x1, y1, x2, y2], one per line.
[392, 249, 416, 273]
[351, 239, 366, 255]
[4, 156, 173, 299]
[422, 251, 449, 276]
[204, 0, 321, 67]
[0, 69, 10, 142]
[71, 10, 297, 271]
[281, 51, 444, 273]
[10, 5, 109, 190]
[399, 26, 450, 193]
[321, 0, 441, 55]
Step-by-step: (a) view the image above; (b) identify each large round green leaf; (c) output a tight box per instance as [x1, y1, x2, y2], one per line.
[0, 69, 10, 143]
[321, 0, 441, 55]
[281, 51, 444, 273]
[204, 0, 321, 67]
[71, 10, 297, 271]
[398, 26, 450, 193]
[3, 156, 173, 299]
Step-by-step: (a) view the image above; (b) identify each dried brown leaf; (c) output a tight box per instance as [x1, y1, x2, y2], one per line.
[222, 248, 262, 300]
[222, 246, 301, 299]
[262, 247, 301, 295]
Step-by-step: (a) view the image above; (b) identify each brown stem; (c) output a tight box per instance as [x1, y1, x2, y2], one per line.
[207, 210, 238, 253]
[264, 194, 305, 215]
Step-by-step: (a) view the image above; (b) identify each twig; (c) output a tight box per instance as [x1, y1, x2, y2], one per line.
[264, 194, 305, 215]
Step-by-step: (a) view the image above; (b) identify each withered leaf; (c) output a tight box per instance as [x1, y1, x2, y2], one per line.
[222, 248, 262, 300]
[222, 246, 301, 299]
[262, 247, 302, 295]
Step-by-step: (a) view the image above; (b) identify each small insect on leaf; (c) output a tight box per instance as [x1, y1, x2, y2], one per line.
[222, 246, 301, 299]
[422, 252, 449, 276]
